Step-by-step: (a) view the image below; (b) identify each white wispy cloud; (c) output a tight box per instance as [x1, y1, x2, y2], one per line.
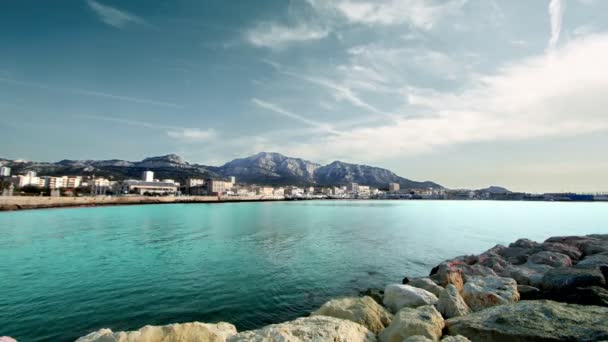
[271, 33, 608, 162]
[87, 0, 145, 29]
[307, 0, 466, 30]
[166, 128, 217, 142]
[548, 0, 564, 50]
[252, 98, 340, 134]
[0, 77, 182, 108]
[245, 22, 329, 48]
[82, 115, 215, 142]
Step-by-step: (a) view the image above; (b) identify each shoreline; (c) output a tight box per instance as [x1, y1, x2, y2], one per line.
[70, 233, 607, 341]
[1, 195, 606, 212]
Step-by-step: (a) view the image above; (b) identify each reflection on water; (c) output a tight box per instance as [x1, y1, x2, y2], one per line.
[0, 200, 606, 341]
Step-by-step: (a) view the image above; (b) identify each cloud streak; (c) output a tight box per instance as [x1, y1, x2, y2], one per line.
[0, 77, 182, 108]
[245, 22, 329, 48]
[252, 98, 341, 134]
[548, 0, 564, 50]
[87, 0, 145, 29]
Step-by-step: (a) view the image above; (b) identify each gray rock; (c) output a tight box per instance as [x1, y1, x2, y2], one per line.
[575, 252, 608, 269]
[532, 242, 582, 261]
[228, 316, 376, 342]
[383, 284, 438, 313]
[509, 238, 539, 249]
[403, 336, 433, 342]
[446, 300, 608, 342]
[461, 276, 519, 312]
[545, 235, 608, 256]
[380, 305, 444, 342]
[477, 254, 510, 274]
[527, 251, 572, 268]
[436, 284, 471, 319]
[497, 246, 533, 265]
[361, 288, 384, 306]
[502, 263, 552, 287]
[311, 296, 392, 334]
[408, 278, 445, 297]
[540, 267, 606, 291]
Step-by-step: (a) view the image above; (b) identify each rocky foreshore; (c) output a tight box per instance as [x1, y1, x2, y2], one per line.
[43, 234, 608, 341]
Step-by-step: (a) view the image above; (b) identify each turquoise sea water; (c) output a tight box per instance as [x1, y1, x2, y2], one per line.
[1, 200, 607, 341]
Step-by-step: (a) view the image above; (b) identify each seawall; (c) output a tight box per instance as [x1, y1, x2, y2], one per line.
[0, 195, 285, 211]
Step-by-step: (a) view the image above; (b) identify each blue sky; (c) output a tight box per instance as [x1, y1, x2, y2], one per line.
[1, 0, 607, 192]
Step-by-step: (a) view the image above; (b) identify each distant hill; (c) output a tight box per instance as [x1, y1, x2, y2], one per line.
[477, 186, 511, 193]
[0, 152, 443, 189]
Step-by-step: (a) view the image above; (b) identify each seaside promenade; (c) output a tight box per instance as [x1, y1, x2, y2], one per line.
[0, 195, 285, 211]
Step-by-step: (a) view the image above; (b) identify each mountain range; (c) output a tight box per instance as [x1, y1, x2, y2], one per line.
[0, 152, 443, 189]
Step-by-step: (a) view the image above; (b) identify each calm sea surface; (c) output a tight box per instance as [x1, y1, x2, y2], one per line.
[1, 200, 607, 341]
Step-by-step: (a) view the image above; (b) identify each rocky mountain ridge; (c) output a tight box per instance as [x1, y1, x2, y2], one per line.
[0, 152, 442, 189]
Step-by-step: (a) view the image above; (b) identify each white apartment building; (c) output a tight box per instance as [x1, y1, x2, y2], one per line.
[142, 171, 154, 182]
[0, 166, 11, 177]
[389, 182, 400, 193]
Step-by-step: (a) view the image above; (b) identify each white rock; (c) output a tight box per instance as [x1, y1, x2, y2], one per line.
[75, 322, 237, 342]
[461, 276, 519, 312]
[436, 284, 471, 319]
[383, 284, 439, 313]
[408, 278, 445, 297]
[312, 296, 392, 334]
[380, 305, 444, 342]
[441, 335, 471, 342]
[228, 316, 376, 342]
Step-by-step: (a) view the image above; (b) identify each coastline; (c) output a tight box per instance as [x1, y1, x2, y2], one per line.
[0, 195, 286, 212]
[1, 195, 606, 212]
[68, 233, 608, 342]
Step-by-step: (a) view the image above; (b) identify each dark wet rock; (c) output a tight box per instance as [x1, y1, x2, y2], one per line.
[532, 242, 582, 261]
[402, 277, 411, 284]
[540, 267, 606, 291]
[361, 288, 384, 306]
[527, 251, 572, 268]
[540, 286, 608, 307]
[575, 252, 608, 269]
[545, 235, 608, 256]
[517, 285, 541, 300]
[446, 300, 608, 342]
[509, 238, 540, 249]
[497, 246, 533, 265]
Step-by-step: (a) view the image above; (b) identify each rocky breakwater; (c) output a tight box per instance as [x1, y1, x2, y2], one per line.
[71, 234, 608, 342]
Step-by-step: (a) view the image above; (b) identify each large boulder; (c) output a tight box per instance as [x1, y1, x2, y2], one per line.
[501, 263, 552, 287]
[311, 296, 392, 334]
[477, 254, 510, 275]
[532, 242, 582, 261]
[538, 286, 608, 307]
[383, 284, 438, 313]
[461, 276, 519, 312]
[497, 246, 533, 265]
[360, 288, 384, 305]
[76, 322, 237, 342]
[545, 235, 608, 256]
[540, 267, 606, 291]
[408, 278, 445, 297]
[430, 262, 494, 288]
[436, 284, 471, 319]
[575, 252, 608, 269]
[516, 285, 541, 300]
[527, 251, 572, 268]
[509, 238, 539, 249]
[446, 300, 608, 341]
[403, 336, 433, 342]
[379, 306, 444, 342]
[228, 316, 376, 342]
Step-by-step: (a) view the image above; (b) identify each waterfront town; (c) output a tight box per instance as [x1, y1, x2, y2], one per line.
[0, 166, 606, 202]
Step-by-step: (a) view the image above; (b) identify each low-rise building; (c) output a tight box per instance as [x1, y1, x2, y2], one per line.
[257, 187, 275, 196]
[0, 166, 11, 177]
[389, 182, 400, 193]
[119, 179, 179, 195]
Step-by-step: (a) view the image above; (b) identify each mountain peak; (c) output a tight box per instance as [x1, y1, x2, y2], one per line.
[141, 154, 186, 165]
